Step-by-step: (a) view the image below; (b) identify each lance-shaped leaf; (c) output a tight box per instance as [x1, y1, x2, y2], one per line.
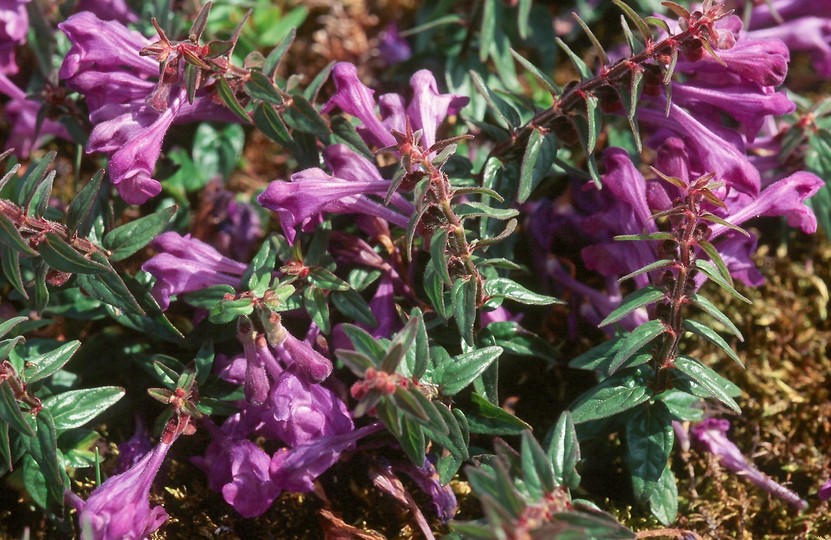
[479, 0, 496, 63]
[572, 13, 608, 66]
[303, 285, 330, 334]
[16, 151, 55, 207]
[626, 401, 674, 503]
[609, 319, 666, 374]
[697, 239, 732, 286]
[614, 232, 674, 242]
[466, 391, 531, 435]
[470, 70, 520, 131]
[548, 411, 581, 490]
[409, 307, 430, 380]
[673, 356, 741, 414]
[620, 15, 641, 55]
[76, 252, 144, 316]
[39, 233, 107, 274]
[509, 48, 560, 95]
[452, 277, 477, 346]
[682, 319, 744, 368]
[616, 66, 644, 152]
[103, 205, 177, 261]
[599, 286, 666, 327]
[689, 293, 744, 341]
[0, 213, 37, 256]
[650, 465, 678, 526]
[556, 37, 592, 80]
[399, 415, 426, 465]
[518, 128, 558, 203]
[0, 381, 35, 436]
[264, 27, 296, 77]
[244, 70, 284, 105]
[437, 346, 502, 396]
[253, 103, 295, 150]
[216, 76, 251, 123]
[43, 386, 125, 430]
[430, 228, 452, 286]
[24, 410, 64, 510]
[619, 259, 673, 283]
[22, 340, 81, 384]
[65, 170, 104, 236]
[568, 337, 622, 372]
[331, 289, 377, 327]
[570, 366, 653, 423]
[613, 0, 652, 42]
[26, 171, 54, 219]
[571, 114, 602, 185]
[0, 316, 26, 340]
[484, 277, 562, 305]
[284, 94, 330, 137]
[694, 259, 751, 304]
[2, 247, 27, 298]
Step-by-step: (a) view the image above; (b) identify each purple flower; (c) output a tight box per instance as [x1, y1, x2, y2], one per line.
[270, 423, 383, 493]
[141, 232, 247, 310]
[691, 419, 807, 510]
[406, 70, 469, 150]
[68, 440, 173, 539]
[377, 23, 412, 65]
[75, 0, 138, 24]
[323, 63, 396, 148]
[265, 369, 353, 447]
[0, 0, 30, 75]
[820, 478, 831, 501]
[682, 36, 791, 87]
[0, 74, 70, 157]
[114, 415, 153, 475]
[276, 332, 334, 383]
[257, 165, 411, 244]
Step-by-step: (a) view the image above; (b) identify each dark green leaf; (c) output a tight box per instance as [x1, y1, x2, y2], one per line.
[509, 49, 560, 95]
[24, 410, 64, 510]
[466, 391, 531, 435]
[556, 37, 592, 80]
[697, 240, 732, 286]
[208, 297, 254, 324]
[0, 213, 37, 256]
[308, 268, 350, 291]
[331, 289, 377, 327]
[76, 252, 145, 316]
[673, 356, 741, 413]
[16, 151, 55, 207]
[103, 205, 177, 261]
[336, 349, 376, 378]
[399, 415, 426, 465]
[613, 0, 651, 43]
[650, 463, 678, 525]
[43, 386, 125, 430]
[452, 277, 477, 346]
[264, 27, 296, 77]
[614, 232, 674, 242]
[519, 128, 544, 203]
[569, 337, 621, 371]
[572, 13, 608, 66]
[253, 103, 295, 149]
[339, 324, 385, 364]
[391, 387, 429, 423]
[410, 308, 429, 380]
[1, 247, 27, 298]
[430, 228, 452, 286]
[689, 293, 744, 341]
[609, 320, 666, 374]
[304, 286, 330, 334]
[244, 70, 284, 105]
[22, 340, 80, 384]
[570, 366, 653, 423]
[455, 201, 519, 220]
[656, 390, 704, 421]
[619, 259, 673, 283]
[682, 319, 744, 368]
[438, 347, 502, 396]
[484, 277, 561, 306]
[0, 381, 35, 436]
[626, 401, 674, 502]
[599, 286, 666, 328]
[469, 70, 519, 131]
[65, 170, 104, 236]
[216, 76, 251, 123]
[0, 316, 27, 340]
[584, 93, 600, 155]
[26, 171, 54, 218]
[38, 233, 107, 274]
[548, 411, 581, 489]
[482, 321, 558, 362]
[521, 431, 556, 496]
[284, 94, 330, 137]
[479, 0, 496, 63]
[694, 259, 751, 304]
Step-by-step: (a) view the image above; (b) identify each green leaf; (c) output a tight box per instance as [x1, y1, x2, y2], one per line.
[208, 297, 254, 324]
[0, 316, 27, 340]
[391, 387, 429, 423]
[399, 415, 426, 465]
[548, 411, 581, 490]
[330, 289, 377, 328]
[521, 430, 555, 498]
[26, 170, 54, 219]
[215, 76, 251, 123]
[694, 259, 751, 304]
[103, 205, 177, 261]
[455, 201, 519, 220]
[584, 93, 601, 155]
[614, 232, 674, 242]
[65, 170, 104, 236]
[452, 277, 477, 346]
[697, 240, 732, 286]
[519, 128, 544, 203]
[599, 286, 666, 328]
[38, 233, 107, 274]
[308, 268, 350, 291]
[626, 401, 674, 503]
[22, 340, 81, 384]
[437, 346, 503, 396]
[556, 37, 592, 80]
[572, 13, 608, 66]
[509, 48, 560, 95]
[673, 356, 741, 414]
[430, 228, 452, 286]
[264, 27, 296, 77]
[609, 320, 666, 374]
[0, 381, 35, 436]
[303, 286, 330, 334]
[339, 324, 385, 364]
[469, 70, 520, 131]
[410, 308, 430, 380]
[466, 391, 531, 435]
[284, 94, 330, 137]
[16, 151, 55, 207]
[682, 319, 744, 368]
[243, 236, 278, 295]
[656, 390, 704, 421]
[482, 321, 558, 362]
[619, 259, 673, 283]
[649, 464, 678, 525]
[570, 366, 653, 423]
[1, 247, 27, 298]
[244, 70, 284, 105]
[484, 277, 562, 306]
[689, 293, 744, 341]
[76, 252, 145, 316]
[182, 284, 236, 310]
[253, 103, 295, 149]
[43, 386, 125, 430]
[613, 0, 651, 44]
[479, 0, 496, 63]
[24, 410, 64, 510]
[0, 213, 37, 256]
[568, 337, 621, 371]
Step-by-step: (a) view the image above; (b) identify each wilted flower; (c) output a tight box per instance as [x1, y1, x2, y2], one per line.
[691, 418, 807, 510]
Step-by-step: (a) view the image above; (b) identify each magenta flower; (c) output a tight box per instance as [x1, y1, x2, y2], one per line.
[406, 70, 468, 150]
[323, 63, 396, 148]
[377, 23, 412, 65]
[68, 440, 173, 539]
[141, 232, 247, 310]
[75, 0, 138, 23]
[0, 0, 30, 75]
[0, 74, 70, 157]
[820, 478, 831, 501]
[691, 419, 807, 510]
[276, 332, 334, 383]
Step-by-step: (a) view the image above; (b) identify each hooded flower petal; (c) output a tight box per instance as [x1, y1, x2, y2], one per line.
[323, 62, 396, 148]
[406, 69, 468, 150]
